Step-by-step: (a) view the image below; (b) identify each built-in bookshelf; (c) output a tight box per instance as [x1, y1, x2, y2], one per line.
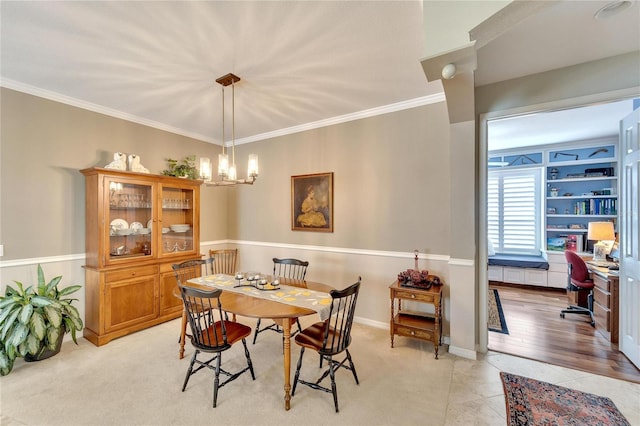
[545, 142, 617, 252]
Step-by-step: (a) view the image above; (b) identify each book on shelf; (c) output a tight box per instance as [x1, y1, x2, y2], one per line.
[566, 234, 583, 252]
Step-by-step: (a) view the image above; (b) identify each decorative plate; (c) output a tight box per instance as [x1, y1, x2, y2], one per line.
[147, 219, 152, 229]
[130, 221, 144, 230]
[110, 218, 129, 230]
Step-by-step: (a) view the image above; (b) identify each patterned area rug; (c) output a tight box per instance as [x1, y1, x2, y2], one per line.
[488, 288, 509, 334]
[500, 372, 630, 425]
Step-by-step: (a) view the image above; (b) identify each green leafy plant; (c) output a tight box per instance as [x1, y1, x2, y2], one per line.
[161, 155, 198, 179]
[0, 264, 83, 376]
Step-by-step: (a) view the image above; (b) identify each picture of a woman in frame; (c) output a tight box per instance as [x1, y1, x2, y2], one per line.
[291, 173, 333, 232]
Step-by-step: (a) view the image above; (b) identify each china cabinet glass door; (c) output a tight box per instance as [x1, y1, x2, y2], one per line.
[160, 185, 196, 257]
[107, 178, 154, 263]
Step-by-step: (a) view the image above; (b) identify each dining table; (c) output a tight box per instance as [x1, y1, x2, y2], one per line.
[184, 274, 334, 410]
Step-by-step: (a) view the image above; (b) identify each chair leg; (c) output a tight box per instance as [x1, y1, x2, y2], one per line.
[242, 338, 256, 380]
[346, 349, 359, 384]
[292, 347, 305, 396]
[182, 350, 198, 391]
[328, 355, 339, 413]
[252, 319, 261, 344]
[213, 352, 222, 408]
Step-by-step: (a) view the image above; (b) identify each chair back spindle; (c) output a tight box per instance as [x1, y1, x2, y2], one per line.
[322, 279, 360, 355]
[180, 286, 230, 351]
[209, 249, 238, 275]
[273, 257, 309, 280]
[172, 258, 214, 286]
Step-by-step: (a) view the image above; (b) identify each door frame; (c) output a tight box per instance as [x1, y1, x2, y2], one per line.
[478, 87, 639, 353]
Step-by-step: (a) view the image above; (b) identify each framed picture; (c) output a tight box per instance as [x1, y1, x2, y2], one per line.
[291, 172, 333, 232]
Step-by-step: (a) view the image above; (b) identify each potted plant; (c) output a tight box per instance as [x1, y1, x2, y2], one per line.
[161, 155, 198, 179]
[0, 264, 83, 376]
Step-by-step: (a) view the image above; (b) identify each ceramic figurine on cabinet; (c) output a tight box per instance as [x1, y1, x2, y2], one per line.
[128, 154, 149, 173]
[104, 152, 127, 170]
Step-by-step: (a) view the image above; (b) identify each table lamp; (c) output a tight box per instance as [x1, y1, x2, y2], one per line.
[587, 221, 615, 260]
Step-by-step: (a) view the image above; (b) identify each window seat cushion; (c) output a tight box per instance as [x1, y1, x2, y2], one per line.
[488, 254, 549, 270]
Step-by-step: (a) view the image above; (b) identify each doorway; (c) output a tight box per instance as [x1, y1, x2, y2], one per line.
[479, 94, 638, 378]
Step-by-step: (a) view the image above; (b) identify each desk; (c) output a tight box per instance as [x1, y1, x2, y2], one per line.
[185, 276, 333, 410]
[587, 265, 620, 344]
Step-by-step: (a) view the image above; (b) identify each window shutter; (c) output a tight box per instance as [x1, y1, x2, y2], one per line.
[488, 168, 542, 255]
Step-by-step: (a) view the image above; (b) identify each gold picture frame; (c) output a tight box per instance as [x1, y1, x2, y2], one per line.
[291, 172, 333, 232]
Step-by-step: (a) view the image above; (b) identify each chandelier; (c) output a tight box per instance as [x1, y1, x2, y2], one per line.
[202, 73, 258, 186]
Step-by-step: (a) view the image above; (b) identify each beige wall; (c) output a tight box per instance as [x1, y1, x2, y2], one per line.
[0, 88, 228, 260]
[224, 103, 452, 253]
[1, 88, 456, 341]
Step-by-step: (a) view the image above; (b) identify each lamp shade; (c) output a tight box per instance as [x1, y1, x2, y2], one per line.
[587, 221, 615, 241]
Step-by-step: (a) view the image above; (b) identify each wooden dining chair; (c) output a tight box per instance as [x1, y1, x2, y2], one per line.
[252, 258, 309, 345]
[172, 257, 214, 359]
[292, 278, 361, 413]
[178, 285, 255, 408]
[208, 248, 238, 275]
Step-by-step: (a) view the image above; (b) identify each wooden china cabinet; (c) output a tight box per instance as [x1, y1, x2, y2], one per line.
[81, 167, 201, 346]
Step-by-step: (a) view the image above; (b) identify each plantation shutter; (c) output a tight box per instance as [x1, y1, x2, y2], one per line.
[488, 167, 542, 255]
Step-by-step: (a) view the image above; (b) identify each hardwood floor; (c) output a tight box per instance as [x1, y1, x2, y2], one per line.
[488, 283, 640, 384]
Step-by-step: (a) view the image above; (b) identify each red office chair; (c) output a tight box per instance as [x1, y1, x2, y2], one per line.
[561, 250, 595, 327]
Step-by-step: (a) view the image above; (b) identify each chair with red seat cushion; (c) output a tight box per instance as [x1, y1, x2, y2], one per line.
[179, 285, 255, 407]
[561, 250, 595, 326]
[292, 278, 361, 412]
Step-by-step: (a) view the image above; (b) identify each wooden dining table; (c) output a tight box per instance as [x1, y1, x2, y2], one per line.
[184, 276, 333, 411]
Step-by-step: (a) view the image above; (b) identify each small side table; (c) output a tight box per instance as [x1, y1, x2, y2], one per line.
[389, 280, 443, 358]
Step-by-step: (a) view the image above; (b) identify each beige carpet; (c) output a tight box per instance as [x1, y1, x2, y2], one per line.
[2, 317, 639, 425]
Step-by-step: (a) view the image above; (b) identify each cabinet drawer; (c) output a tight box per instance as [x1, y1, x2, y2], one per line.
[394, 325, 434, 341]
[488, 266, 503, 281]
[593, 301, 610, 331]
[503, 267, 524, 284]
[105, 265, 159, 283]
[524, 269, 547, 286]
[593, 275, 610, 292]
[593, 286, 610, 307]
[547, 271, 568, 289]
[393, 288, 437, 304]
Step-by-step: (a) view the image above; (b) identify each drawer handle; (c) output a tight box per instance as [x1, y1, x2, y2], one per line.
[411, 294, 416, 299]
[410, 331, 415, 335]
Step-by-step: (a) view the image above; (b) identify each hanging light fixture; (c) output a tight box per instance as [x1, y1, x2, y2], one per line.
[208, 73, 259, 186]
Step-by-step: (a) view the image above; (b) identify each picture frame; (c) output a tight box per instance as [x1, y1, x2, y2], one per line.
[291, 172, 333, 232]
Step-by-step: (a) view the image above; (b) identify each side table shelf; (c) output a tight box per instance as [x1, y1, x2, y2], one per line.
[389, 281, 443, 358]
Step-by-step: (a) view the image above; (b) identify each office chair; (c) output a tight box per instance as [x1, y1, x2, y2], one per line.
[560, 250, 595, 327]
[292, 278, 361, 412]
[252, 258, 309, 345]
[178, 285, 255, 407]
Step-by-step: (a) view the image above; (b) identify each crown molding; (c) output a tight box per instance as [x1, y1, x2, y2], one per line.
[2, 78, 444, 147]
[0, 78, 218, 144]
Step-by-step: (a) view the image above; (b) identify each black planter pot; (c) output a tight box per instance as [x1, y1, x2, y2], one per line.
[24, 331, 64, 362]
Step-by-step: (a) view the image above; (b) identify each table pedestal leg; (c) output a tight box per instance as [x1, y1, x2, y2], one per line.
[283, 317, 292, 410]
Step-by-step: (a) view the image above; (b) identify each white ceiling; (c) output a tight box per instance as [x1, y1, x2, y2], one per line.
[1, 1, 639, 148]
